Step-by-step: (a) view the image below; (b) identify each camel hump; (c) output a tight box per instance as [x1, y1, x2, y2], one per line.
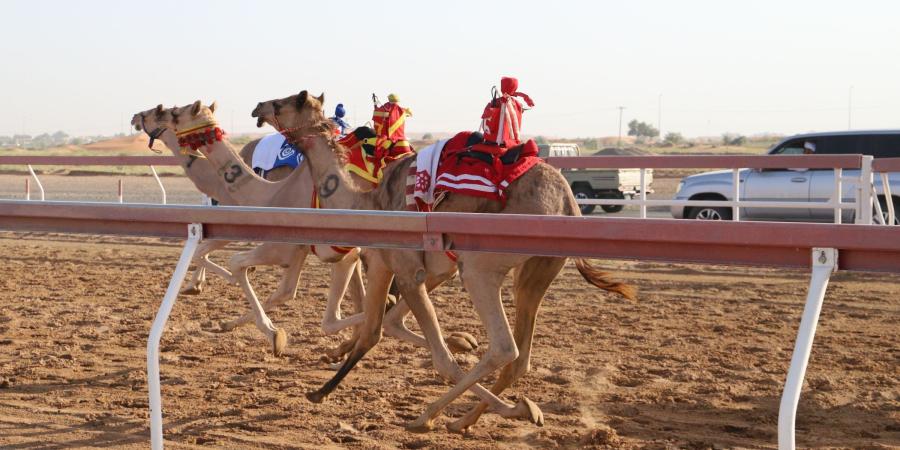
[574, 258, 637, 301]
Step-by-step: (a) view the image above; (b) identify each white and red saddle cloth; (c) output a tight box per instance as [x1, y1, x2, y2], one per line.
[406, 131, 541, 212]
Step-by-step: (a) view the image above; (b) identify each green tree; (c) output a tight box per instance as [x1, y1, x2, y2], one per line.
[534, 135, 548, 144]
[421, 132, 434, 140]
[627, 120, 659, 139]
[663, 132, 684, 145]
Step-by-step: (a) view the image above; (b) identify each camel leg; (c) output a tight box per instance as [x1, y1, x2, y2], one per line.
[448, 256, 566, 433]
[307, 255, 393, 403]
[406, 260, 521, 432]
[221, 243, 304, 356]
[324, 258, 366, 361]
[182, 240, 232, 294]
[220, 245, 309, 335]
[321, 250, 365, 334]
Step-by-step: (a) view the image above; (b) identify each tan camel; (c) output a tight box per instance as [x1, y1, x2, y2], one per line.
[178, 137, 294, 296]
[135, 101, 477, 359]
[249, 92, 636, 433]
[132, 104, 363, 357]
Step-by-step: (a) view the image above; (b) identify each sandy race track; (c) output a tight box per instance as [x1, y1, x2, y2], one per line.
[0, 230, 897, 449]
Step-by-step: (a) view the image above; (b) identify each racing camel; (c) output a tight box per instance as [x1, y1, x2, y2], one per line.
[132, 103, 477, 358]
[246, 91, 636, 432]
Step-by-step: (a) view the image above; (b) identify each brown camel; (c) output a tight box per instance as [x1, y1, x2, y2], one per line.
[135, 101, 477, 359]
[249, 92, 636, 433]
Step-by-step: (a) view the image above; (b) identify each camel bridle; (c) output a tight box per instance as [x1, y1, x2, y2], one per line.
[140, 113, 166, 154]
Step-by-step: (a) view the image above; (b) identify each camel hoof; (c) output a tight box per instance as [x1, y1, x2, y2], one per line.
[405, 417, 435, 433]
[219, 320, 238, 332]
[445, 418, 472, 435]
[180, 285, 202, 296]
[517, 397, 544, 426]
[445, 332, 479, 353]
[273, 329, 287, 356]
[305, 390, 327, 404]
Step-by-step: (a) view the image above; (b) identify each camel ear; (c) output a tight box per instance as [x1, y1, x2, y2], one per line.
[297, 90, 308, 108]
[209, 101, 217, 113]
[155, 104, 164, 113]
[317, 93, 325, 104]
[191, 100, 202, 116]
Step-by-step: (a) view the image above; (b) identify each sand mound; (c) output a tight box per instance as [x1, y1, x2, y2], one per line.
[83, 134, 151, 152]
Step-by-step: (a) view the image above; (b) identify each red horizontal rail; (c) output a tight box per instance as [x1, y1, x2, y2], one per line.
[545, 154, 863, 169]
[0, 156, 181, 166]
[873, 157, 900, 172]
[0, 201, 897, 274]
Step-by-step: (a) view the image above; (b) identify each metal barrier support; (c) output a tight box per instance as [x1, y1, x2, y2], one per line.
[117, 179, 124, 204]
[147, 223, 202, 450]
[26, 165, 44, 201]
[778, 248, 837, 450]
[149, 165, 167, 205]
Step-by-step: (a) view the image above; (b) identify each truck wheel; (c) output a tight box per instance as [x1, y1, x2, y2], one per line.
[572, 186, 596, 215]
[599, 192, 626, 213]
[687, 206, 732, 221]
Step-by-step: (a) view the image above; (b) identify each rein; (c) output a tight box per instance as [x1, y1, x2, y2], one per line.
[141, 114, 166, 154]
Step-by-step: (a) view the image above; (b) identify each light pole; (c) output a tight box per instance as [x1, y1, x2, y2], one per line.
[658, 94, 662, 141]
[617, 106, 626, 148]
[847, 86, 853, 130]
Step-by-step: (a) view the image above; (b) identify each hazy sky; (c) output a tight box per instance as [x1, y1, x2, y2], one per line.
[1, 0, 898, 138]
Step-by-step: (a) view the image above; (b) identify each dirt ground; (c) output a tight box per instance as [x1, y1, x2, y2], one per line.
[0, 231, 897, 449]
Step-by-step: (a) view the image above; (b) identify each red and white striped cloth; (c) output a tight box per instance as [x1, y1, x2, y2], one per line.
[406, 132, 541, 211]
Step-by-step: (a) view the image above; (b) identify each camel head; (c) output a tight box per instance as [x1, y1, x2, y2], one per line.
[169, 100, 219, 133]
[251, 90, 327, 134]
[131, 104, 176, 150]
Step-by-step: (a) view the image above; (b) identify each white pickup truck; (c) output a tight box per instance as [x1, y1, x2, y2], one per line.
[539, 143, 653, 214]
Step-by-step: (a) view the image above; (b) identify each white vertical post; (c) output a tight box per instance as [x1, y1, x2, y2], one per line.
[856, 156, 874, 224]
[117, 179, 124, 204]
[27, 165, 44, 201]
[148, 223, 202, 450]
[639, 168, 647, 219]
[833, 168, 842, 224]
[778, 247, 837, 450]
[732, 168, 741, 221]
[882, 172, 895, 225]
[25, 178, 30, 201]
[150, 166, 167, 205]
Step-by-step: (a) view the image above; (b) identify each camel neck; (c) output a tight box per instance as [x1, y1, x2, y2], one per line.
[157, 130, 236, 204]
[194, 139, 308, 207]
[301, 135, 375, 211]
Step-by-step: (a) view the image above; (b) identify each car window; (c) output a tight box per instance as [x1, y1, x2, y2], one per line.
[771, 140, 805, 155]
[863, 135, 900, 158]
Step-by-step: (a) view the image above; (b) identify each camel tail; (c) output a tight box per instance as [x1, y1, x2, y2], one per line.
[574, 258, 637, 301]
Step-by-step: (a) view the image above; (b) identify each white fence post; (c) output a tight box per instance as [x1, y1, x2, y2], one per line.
[857, 156, 874, 224]
[778, 247, 837, 450]
[732, 169, 741, 221]
[147, 223, 202, 450]
[833, 168, 843, 224]
[639, 168, 647, 219]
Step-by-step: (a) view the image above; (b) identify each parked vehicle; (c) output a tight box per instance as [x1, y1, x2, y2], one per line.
[539, 143, 654, 214]
[671, 130, 900, 223]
